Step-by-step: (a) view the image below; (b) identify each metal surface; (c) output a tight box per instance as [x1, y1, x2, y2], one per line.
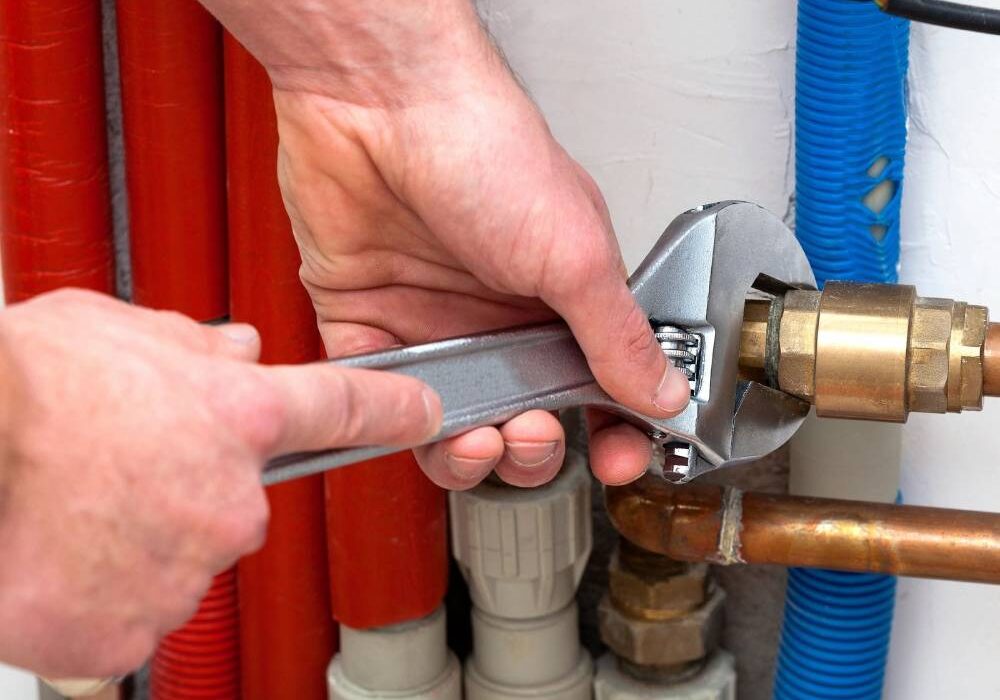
[815, 282, 915, 420]
[738, 282, 992, 420]
[606, 475, 1000, 584]
[264, 201, 817, 485]
[984, 323, 1000, 396]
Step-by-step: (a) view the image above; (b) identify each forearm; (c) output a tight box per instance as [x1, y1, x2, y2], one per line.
[198, 0, 500, 104]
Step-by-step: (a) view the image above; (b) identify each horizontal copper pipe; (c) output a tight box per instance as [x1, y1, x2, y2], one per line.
[606, 476, 1000, 584]
[984, 322, 1000, 397]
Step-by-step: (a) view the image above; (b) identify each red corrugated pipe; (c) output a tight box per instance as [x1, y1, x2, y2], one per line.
[112, 2, 236, 697]
[0, 0, 114, 301]
[224, 36, 337, 700]
[149, 569, 240, 699]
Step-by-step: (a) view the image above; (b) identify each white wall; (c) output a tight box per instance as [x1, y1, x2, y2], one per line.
[0, 664, 38, 700]
[477, 0, 796, 269]
[886, 19, 1000, 699]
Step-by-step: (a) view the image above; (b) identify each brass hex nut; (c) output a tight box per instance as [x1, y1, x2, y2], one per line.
[607, 552, 709, 621]
[952, 304, 989, 411]
[908, 297, 954, 414]
[777, 290, 821, 402]
[598, 587, 726, 668]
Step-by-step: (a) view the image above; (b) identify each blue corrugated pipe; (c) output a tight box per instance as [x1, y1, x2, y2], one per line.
[774, 1, 909, 699]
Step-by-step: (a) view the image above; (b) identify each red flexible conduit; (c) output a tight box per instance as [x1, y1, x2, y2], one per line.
[0, 0, 114, 301]
[112, 2, 237, 698]
[224, 36, 337, 700]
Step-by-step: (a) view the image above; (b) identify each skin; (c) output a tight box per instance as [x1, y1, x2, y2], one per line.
[0, 0, 689, 677]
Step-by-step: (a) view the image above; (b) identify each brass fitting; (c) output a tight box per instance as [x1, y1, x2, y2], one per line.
[598, 541, 724, 677]
[741, 282, 992, 421]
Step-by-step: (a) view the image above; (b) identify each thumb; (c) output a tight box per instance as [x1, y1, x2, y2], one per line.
[256, 363, 443, 456]
[544, 247, 690, 419]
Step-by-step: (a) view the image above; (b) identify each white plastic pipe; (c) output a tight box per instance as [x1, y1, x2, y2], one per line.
[327, 606, 461, 700]
[451, 451, 593, 699]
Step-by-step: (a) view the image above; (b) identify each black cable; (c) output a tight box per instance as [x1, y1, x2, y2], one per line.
[878, 0, 1000, 35]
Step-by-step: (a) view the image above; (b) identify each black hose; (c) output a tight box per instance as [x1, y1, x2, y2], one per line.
[879, 0, 1000, 35]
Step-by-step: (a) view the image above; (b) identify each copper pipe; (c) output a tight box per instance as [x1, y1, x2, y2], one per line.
[984, 323, 1000, 397]
[607, 475, 1000, 584]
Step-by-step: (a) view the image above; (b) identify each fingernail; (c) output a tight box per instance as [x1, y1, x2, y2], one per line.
[604, 469, 648, 487]
[505, 440, 559, 468]
[219, 323, 260, 345]
[421, 387, 443, 439]
[445, 453, 498, 481]
[652, 366, 691, 415]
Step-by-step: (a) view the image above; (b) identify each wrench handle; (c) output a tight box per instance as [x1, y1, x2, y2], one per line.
[263, 322, 604, 485]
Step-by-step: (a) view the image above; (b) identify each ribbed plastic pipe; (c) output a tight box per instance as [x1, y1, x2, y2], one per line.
[0, 0, 114, 301]
[774, 569, 897, 699]
[775, 1, 908, 698]
[225, 36, 338, 700]
[794, 0, 909, 287]
[150, 569, 241, 699]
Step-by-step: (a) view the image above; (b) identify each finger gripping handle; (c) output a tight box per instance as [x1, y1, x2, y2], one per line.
[263, 322, 604, 484]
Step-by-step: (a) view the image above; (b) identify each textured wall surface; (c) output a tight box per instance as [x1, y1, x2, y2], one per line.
[477, 0, 797, 270]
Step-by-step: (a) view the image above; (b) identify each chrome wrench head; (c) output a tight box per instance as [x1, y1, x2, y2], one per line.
[602, 201, 816, 482]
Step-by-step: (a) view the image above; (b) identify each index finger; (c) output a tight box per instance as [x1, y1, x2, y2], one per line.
[256, 364, 443, 457]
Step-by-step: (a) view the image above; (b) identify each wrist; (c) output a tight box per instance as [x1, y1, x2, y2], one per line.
[204, 0, 502, 106]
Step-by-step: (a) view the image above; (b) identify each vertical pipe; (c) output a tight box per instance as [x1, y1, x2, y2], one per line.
[115, 0, 227, 318]
[0, 0, 114, 301]
[112, 1, 235, 697]
[776, 2, 909, 698]
[324, 453, 448, 629]
[224, 36, 337, 700]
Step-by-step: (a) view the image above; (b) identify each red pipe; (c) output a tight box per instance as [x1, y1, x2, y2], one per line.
[150, 570, 240, 699]
[0, 0, 114, 301]
[325, 453, 448, 629]
[112, 2, 236, 697]
[115, 0, 227, 319]
[225, 36, 337, 700]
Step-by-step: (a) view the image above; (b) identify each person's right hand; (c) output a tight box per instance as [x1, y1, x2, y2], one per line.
[0, 289, 442, 678]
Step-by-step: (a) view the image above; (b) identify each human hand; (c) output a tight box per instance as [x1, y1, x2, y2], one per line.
[271, 12, 690, 489]
[0, 290, 441, 677]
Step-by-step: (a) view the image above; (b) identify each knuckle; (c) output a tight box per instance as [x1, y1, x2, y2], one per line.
[210, 482, 271, 557]
[223, 376, 287, 454]
[620, 304, 657, 362]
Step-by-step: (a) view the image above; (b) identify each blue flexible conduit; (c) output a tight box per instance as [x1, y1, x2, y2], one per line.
[774, 2, 909, 698]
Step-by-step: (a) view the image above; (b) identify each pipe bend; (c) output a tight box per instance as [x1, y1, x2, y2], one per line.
[606, 475, 1000, 584]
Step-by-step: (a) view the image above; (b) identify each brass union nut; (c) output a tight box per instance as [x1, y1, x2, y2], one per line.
[608, 550, 709, 622]
[950, 303, 987, 412]
[598, 586, 726, 668]
[777, 289, 821, 403]
[908, 297, 954, 414]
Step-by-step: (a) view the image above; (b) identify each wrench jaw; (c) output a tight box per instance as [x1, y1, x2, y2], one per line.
[627, 201, 816, 483]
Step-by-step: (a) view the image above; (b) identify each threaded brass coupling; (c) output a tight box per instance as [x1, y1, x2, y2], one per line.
[740, 282, 992, 422]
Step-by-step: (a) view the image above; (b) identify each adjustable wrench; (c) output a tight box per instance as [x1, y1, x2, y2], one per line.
[264, 201, 817, 486]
